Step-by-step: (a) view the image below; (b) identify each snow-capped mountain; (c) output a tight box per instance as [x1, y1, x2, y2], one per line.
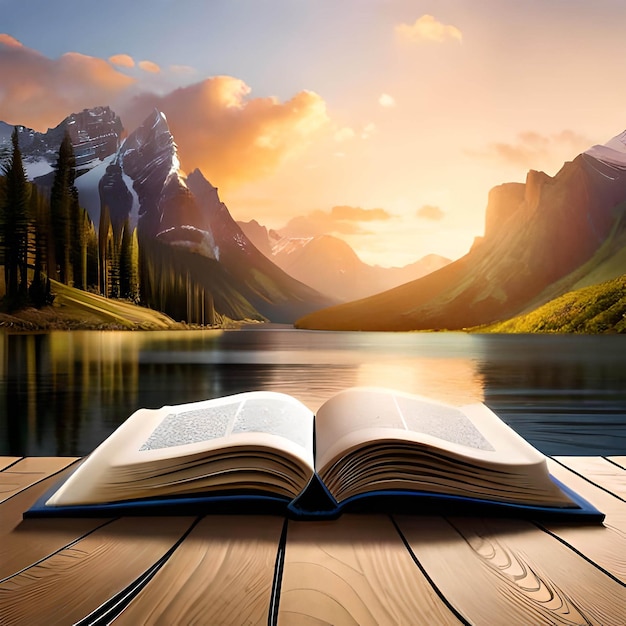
[0, 106, 122, 181]
[584, 130, 626, 170]
[12, 107, 335, 323]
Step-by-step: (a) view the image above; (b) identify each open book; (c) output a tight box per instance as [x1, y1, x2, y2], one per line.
[26, 388, 603, 521]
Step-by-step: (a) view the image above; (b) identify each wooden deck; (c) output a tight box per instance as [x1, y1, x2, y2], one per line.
[0, 456, 624, 625]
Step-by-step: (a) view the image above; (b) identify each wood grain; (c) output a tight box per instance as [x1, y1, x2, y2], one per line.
[0, 457, 78, 503]
[397, 515, 625, 626]
[1, 458, 624, 625]
[278, 515, 461, 626]
[555, 457, 626, 500]
[545, 459, 626, 583]
[0, 459, 110, 580]
[113, 516, 283, 625]
[0, 457, 21, 471]
[607, 456, 626, 470]
[0, 516, 194, 626]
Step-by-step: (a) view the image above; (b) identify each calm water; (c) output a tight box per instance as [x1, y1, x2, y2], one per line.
[1, 328, 625, 456]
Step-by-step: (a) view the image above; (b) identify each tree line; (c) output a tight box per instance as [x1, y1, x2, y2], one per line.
[0, 126, 216, 325]
[0, 127, 139, 311]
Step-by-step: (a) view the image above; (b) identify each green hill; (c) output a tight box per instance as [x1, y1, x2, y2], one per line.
[481, 273, 626, 333]
[518, 201, 626, 313]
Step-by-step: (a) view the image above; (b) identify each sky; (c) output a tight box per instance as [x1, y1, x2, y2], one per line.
[1, 0, 626, 267]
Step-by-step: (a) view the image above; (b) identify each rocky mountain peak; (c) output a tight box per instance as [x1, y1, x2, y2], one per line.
[65, 106, 123, 166]
[585, 129, 626, 170]
[119, 109, 179, 187]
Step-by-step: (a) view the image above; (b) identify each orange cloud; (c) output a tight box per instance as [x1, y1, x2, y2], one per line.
[138, 60, 161, 74]
[0, 34, 135, 130]
[396, 15, 463, 44]
[0, 34, 23, 48]
[109, 54, 135, 68]
[123, 76, 329, 187]
[280, 205, 392, 238]
[416, 204, 444, 221]
[0, 37, 330, 189]
[472, 130, 593, 168]
[331, 205, 391, 222]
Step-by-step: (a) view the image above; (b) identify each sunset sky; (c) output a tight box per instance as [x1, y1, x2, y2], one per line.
[2, 0, 626, 266]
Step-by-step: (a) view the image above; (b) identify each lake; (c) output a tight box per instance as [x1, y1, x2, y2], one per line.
[1, 328, 625, 456]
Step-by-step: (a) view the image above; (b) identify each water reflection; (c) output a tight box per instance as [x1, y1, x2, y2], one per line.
[1, 329, 624, 456]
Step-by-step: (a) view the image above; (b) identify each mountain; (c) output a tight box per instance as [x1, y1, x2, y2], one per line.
[76, 109, 335, 323]
[0, 107, 123, 181]
[296, 132, 626, 331]
[238, 220, 451, 301]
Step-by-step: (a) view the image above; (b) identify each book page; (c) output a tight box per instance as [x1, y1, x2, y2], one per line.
[140, 394, 312, 453]
[313, 387, 572, 507]
[315, 387, 544, 474]
[47, 391, 315, 506]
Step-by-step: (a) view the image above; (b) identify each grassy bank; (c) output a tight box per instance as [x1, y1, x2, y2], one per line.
[0, 280, 182, 331]
[480, 274, 626, 333]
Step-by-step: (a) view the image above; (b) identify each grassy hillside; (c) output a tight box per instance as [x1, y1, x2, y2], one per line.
[481, 274, 626, 333]
[518, 202, 626, 314]
[0, 280, 182, 331]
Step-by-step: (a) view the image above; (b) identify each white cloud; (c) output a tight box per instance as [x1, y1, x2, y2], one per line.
[334, 126, 355, 142]
[396, 15, 463, 44]
[378, 93, 396, 108]
[361, 122, 377, 140]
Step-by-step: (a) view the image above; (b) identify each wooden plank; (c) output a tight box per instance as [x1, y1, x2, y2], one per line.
[0, 465, 112, 580]
[554, 457, 626, 500]
[0, 516, 194, 626]
[113, 516, 283, 625]
[543, 459, 626, 583]
[0, 457, 21, 471]
[0, 457, 78, 503]
[278, 515, 461, 626]
[0, 461, 82, 529]
[607, 456, 626, 470]
[397, 515, 625, 626]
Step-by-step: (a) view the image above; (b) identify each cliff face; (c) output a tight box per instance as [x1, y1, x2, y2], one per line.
[297, 152, 626, 331]
[483, 182, 525, 241]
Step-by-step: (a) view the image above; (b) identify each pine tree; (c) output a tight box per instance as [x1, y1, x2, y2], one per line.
[0, 127, 30, 308]
[49, 132, 77, 284]
[99, 203, 112, 296]
[71, 204, 93, 291]
[119, 218, 138, 301]
[28, 184, 53, 307]
[85, 221, 99, 291]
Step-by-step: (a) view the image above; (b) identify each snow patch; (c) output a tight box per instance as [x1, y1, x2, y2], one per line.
[272, 236, 314, 256]
[157, 225, 220, 261]
[121, 168, 141, 230]
[74, 154, 116, 225]
[584, 130, 626, 170]
[23, 158, 54, 180]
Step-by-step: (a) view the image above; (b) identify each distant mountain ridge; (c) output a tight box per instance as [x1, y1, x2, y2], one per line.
[238, 220, 451, 301]
[0, 107, 123, 178]
[297, 130, 626, 331]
